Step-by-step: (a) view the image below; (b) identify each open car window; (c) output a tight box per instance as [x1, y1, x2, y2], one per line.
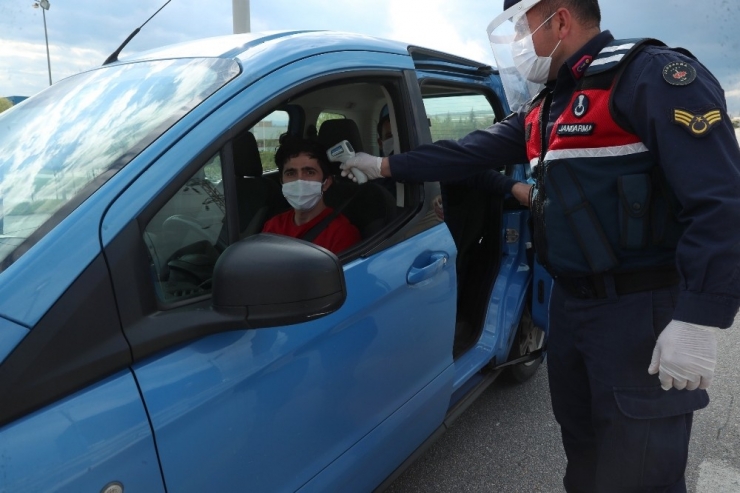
[422, 93, 496, 140]
[139, 78, 424, 310]
[234, 80, 416, 255]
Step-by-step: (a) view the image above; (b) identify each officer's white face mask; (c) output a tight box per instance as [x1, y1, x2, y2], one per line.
[487, 0, 553, 112]
[511, 11, 561, 84]
[282, 179, 324, 211]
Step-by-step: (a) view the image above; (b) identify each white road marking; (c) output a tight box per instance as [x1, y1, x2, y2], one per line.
[696, 460, 740, 493]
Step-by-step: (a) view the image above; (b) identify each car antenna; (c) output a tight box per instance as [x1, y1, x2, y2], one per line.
[102, 0, 172, 66]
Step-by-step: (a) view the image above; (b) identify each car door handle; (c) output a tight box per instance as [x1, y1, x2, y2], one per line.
[407, 252, 448, 285]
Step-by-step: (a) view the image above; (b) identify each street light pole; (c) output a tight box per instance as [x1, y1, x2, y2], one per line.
[232, 0, 250, 34]
[33, 0, 52, 85]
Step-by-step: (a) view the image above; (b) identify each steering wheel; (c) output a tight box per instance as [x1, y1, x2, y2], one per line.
[159, 215, 221, 284]
[162, 215, 216, 246]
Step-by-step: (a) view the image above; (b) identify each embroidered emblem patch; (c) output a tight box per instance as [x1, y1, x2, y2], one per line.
[672, 108, 722, 137]
[557, 123, 595, 136]
[572, 94, 589, 118]
[572, 55, 593, 79]
[663, 61, 697, 86]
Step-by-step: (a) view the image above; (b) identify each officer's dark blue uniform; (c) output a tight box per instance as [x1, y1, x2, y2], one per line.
[389, 24, 740, 493]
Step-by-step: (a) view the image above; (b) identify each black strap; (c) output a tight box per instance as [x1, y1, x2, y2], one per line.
[299, 200, 350, 243]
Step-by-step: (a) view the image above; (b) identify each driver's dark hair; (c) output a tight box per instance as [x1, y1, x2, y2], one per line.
[536, 0, 601, 30]
[274, 136, 332, 179]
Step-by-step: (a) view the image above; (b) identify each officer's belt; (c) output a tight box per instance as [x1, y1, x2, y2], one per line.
[555, 267, 680, 299]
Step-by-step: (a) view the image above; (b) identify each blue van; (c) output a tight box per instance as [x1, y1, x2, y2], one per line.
[0, 31, 551, 492]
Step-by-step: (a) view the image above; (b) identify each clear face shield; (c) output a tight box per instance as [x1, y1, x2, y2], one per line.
[487, 0, 545, 112]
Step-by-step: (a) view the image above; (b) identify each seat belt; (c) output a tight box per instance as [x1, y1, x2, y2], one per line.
[299, 198, 351, 244]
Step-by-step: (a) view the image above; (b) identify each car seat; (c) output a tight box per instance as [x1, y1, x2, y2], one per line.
[326, 182, 396, 239]
[232, 130, 288, 237]
[317, 119, 365, 175]
[317, 118, 396, 239]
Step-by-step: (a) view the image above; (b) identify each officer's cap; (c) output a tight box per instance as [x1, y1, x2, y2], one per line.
[503, 0, 544, 13]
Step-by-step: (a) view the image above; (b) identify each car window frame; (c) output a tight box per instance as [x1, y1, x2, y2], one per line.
[104, 66, 443, 363]
[132, 74, 419, 308]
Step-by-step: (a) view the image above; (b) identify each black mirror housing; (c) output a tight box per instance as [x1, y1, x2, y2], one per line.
[212, 234, 346, 328]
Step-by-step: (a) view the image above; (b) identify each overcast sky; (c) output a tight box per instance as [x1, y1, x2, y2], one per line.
[1, 0, 739, 114]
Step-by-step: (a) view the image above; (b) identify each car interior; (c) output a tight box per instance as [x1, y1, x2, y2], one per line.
[235, 81, 414, 243]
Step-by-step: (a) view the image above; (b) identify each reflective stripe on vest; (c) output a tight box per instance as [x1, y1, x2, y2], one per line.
[544, 142, 649, 161]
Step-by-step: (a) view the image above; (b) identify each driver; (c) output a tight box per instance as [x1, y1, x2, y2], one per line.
[262, 137, 360, 255]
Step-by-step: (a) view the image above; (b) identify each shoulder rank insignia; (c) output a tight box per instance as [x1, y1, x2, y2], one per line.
[663, 61, 696, 86]
[672, 108, 722, 137]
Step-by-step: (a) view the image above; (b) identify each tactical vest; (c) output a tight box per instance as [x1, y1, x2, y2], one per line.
[526, 38, 685, 277]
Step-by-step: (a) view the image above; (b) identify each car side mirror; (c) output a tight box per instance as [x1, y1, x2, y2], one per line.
[212, 234, 346, 328]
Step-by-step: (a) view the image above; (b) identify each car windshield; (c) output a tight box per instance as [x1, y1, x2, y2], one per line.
[0, 57, 240, 270]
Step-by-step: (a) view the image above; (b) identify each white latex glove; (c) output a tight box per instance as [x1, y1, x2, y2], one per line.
[648, 320, 717, 391]
[340, 153, 382, 182]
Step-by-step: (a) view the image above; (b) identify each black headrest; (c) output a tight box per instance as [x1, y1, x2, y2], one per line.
[324, 181, 396, 239]
[317, 119, 365, 154]
[233, 131, 263, 177]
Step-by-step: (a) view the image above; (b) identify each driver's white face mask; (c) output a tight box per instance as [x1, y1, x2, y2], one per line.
[511, 11, 561, 84]
[282, 179, 324, 211]
[382, 137, 395, 157]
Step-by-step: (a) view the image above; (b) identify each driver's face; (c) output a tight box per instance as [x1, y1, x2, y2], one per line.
[379, 120, 393, 141]
[281, 153, 324, 183]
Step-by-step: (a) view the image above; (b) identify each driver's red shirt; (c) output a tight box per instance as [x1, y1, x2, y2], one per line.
[262, 207, 360, 255]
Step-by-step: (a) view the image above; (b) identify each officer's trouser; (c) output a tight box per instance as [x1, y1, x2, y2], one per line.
[547, 278, 709, 493]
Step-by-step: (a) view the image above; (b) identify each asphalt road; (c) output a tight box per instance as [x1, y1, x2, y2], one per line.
[386, 316, 740, 493]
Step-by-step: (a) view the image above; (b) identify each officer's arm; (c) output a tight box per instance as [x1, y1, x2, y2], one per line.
[380, 157, 391, 177]
[615, 48, 740, 329]
[387, 114, 528, 183]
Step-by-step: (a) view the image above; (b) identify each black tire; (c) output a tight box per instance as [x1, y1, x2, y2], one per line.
[506, 304, 546, 383]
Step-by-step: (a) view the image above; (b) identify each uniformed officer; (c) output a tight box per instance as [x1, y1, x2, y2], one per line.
[342, 0, 740, 491]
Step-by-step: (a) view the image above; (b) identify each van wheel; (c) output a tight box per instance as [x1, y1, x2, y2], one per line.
[507, 305, 545, 383]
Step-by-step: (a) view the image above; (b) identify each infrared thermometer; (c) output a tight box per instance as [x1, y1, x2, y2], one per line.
[326, 140, 368, 184]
